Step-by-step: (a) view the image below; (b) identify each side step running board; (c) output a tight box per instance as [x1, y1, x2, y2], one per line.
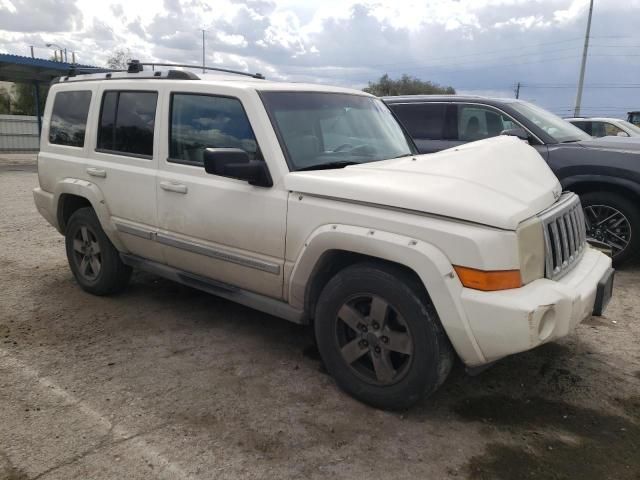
[120, 253, 306, 324]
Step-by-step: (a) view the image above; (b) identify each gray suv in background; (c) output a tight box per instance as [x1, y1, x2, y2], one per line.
[384, 95, 640, 265]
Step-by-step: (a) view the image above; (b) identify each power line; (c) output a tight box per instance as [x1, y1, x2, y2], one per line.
[359, 35, 638, 71]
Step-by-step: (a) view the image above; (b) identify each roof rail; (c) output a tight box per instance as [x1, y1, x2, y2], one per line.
[53, 68, 200, 84]
[130, 61, 265, 79]
[51, 59, 266, 84]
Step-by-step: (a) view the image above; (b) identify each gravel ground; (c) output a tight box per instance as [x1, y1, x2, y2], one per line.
[1, 155, 638, 480]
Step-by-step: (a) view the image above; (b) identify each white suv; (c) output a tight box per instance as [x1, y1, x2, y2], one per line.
[33, 64, 614, 409]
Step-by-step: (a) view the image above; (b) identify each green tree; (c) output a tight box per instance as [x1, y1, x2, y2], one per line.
[11, 83, 49, 115]
[106, 48, 134, 70]
[0, 86, 10, 114]
[363, 74, 455, 96]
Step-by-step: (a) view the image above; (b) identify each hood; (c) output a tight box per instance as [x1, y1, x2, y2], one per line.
[284, 136, 561, 230]
[577, 136, 640, 152]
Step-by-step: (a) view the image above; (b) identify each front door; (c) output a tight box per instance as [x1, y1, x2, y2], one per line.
[156, 91, 287, 299]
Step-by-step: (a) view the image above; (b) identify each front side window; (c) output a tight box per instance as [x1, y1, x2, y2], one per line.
[97, 91, 157, 157]
[169, 93, 259, 165]
[603, 122, 626, 137]
[49, 90, 92, 147]
[260, 92, 413, 171]
[456, 105, 514, 142]
[390, 103, 446, 140]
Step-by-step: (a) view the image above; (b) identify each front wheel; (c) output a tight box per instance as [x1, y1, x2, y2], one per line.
[314, 262, 453, 410]
[581, 191, 640, 266]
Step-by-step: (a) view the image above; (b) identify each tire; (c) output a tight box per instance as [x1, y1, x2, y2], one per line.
[314, 262, 454, 410]
[65, 207, 132, 295]
[581, 191, 640, 266]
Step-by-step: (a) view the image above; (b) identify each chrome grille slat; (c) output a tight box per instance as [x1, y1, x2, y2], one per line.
[571, 207, 582, 250]
[538, 192, 587, 280]
[565, 213, 576, 258]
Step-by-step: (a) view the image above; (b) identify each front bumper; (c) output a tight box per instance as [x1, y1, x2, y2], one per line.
[460, 247, 612, 365]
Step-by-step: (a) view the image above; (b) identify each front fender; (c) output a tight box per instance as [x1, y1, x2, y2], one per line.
[53, 178, 126, 251]
[288, 224, 486, 365]
[561, 174, 640, 197]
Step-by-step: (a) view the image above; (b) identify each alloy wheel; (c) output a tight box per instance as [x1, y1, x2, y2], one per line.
[584, 204, 632, 256]
[334, 294, 413, 386]
[72, 225, 102, 281]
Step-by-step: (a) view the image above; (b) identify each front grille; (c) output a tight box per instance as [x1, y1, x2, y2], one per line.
[538, 192, 587, 280]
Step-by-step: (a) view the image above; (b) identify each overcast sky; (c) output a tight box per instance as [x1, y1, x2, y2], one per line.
[1, 0, 638, 117]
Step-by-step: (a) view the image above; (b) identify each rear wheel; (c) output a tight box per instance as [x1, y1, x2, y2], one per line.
[314, 262, 453, 410]
[65, 207, 132, 295]
[581, 191, 640, 265]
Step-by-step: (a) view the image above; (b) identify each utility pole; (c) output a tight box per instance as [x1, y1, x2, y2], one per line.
[574, 0, 594, 117]
[514, 82, 521, 99]
[202, 29, 206, 73]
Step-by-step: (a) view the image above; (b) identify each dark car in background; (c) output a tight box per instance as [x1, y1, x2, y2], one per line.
[384, 95, 640, 264]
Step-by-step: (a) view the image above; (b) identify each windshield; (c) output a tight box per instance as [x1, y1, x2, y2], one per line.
[510, 101, 592, 143]
[620, 120, 640, 135]
[260, 91, 414, 171]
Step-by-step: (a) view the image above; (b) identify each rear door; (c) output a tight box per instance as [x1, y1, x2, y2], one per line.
[84, 85, 163, 262]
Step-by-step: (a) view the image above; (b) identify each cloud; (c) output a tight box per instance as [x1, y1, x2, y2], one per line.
[0, 0, 638, 118]
[0, 0, 83, 32]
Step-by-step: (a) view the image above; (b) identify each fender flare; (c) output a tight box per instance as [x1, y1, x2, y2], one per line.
[288, 224, 486, 365]
[53, 178, 126, 251]
[561, 174, 640, 198]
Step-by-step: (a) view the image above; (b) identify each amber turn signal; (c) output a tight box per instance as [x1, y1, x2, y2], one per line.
[453, 266, 522, 291]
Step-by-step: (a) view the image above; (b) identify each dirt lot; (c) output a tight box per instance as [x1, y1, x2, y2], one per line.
[1, 155, 639, 480]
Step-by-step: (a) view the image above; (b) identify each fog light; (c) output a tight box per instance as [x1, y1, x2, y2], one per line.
[538, 307, 556, 341]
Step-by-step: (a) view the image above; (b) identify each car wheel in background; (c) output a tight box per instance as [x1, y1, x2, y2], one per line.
[581, 191, 640, 266]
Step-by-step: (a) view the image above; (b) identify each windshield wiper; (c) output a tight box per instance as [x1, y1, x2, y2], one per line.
[296, 161, 360, 171]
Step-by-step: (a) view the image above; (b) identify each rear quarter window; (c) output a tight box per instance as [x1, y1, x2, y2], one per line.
[49, 90, 92, 147]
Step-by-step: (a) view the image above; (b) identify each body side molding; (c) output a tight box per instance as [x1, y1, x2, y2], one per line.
[120, 254, 303, 323]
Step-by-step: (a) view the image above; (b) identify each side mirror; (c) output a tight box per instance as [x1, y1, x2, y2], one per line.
[617, 131, 630, 137]
[203, 148, 272, 187]
[500, 127, 530, 141]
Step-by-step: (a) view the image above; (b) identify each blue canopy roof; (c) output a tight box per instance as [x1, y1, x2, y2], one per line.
[0, 53, 108, 83]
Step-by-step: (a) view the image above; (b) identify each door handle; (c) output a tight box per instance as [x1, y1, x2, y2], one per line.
[160, 181, 188, 194]
[86, 167, 107, 178]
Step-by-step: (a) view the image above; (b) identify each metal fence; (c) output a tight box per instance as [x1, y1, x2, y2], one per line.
[0, 114, 40, 152]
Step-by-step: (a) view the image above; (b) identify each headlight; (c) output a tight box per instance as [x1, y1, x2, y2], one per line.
[517, 216, 545, 284]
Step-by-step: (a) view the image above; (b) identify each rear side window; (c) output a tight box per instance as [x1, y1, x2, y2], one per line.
[389, 103, 446, 140]
[49, 91, 92, 147]
[97, 91, 158, 157]
[169, 93, 259, 166]
[572, 121, 592, 135]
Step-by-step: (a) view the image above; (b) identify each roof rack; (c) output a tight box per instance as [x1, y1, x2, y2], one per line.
[52, 59, 265, 84]
[128, 60, 265, 79]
